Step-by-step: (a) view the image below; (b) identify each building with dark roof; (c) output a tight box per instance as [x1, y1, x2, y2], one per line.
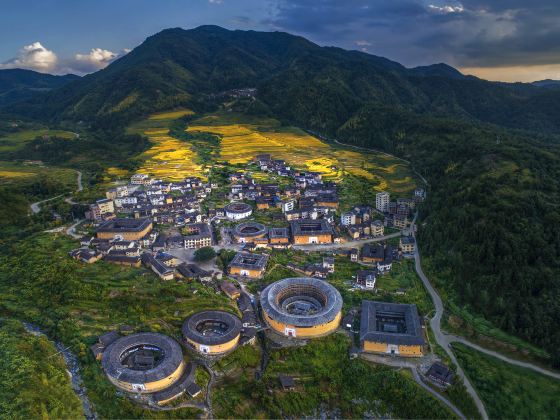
[224, 202, 253, 220]
[400, 236, 416, 253]
[426, 362, 454, 387]
[96, 218, 152, 241]
[269, 227, 290, 246]
[101, 333, 185, 393]
[151, 361, 197, 405]
[228, 252, 269, 279]
[233, 222, 267, 244]
[182, 310, 242, 356]
[261, 277, 342, 338]
[360, 301, 424, 357]
[290, 219, 333, 245]
[183, 223, 213, 249]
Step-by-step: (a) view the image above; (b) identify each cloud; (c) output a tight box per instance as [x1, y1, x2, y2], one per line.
[355, 40, 372, 46]
[70, 48, 118, 73]
[428, 4, 464, 14]
[209, 0, 223, 4]
[265, 0, 560, 72]
[0, 42, 58, 72]
[0, 42, 120, 75]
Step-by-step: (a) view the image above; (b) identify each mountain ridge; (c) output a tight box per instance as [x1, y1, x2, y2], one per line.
[4, 25, 560, 135]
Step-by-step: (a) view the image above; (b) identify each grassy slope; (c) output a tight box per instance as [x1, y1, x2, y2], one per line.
[454, 343, 560, 419]
[214, 334, 454, 419]
[0, 233, 235, 418]
[0, 319, 84, 419]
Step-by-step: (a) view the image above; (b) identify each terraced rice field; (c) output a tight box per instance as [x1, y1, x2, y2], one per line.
[188, 113, 416, 193]
[127, 109, 206, 181]
[138, 129, 204, 181]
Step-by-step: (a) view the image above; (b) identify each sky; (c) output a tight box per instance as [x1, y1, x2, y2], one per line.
[1, 0, 560, 82]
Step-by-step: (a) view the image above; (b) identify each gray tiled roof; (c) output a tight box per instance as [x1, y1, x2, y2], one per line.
[359, 301, 424, 346]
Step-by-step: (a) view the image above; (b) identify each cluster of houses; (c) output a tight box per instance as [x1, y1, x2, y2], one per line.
[87, 175, 214, 226]
[69, 154, 422, 288]
[375, 189, 425, 230]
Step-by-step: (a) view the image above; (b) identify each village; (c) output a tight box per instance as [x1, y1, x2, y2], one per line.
[66, 153, 454, 409]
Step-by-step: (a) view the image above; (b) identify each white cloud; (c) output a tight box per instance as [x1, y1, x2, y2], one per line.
[0, 42, 58, 72]
[428, 4, 465, 14]
[355, 40, 372, 46]
[209, 0, 223, 4]
[71, 48, 118, 73]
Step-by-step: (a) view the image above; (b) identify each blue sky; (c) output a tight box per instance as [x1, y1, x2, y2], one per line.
[2, 0, 560, 82]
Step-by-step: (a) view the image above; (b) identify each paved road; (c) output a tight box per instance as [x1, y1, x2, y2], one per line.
[360, 353, 465, 419]
[413, 244, 489, 420]
[30, 193, 66, 214]
[66, 219, 84, 239]
[293, 231, 401, 251]
[448, 335, 560, 380]
[30, 170, 83, 214]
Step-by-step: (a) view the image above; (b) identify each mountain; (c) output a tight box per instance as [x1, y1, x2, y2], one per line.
[409, 63, 465, 79]
[6, 25, 560, 135]
[532, 79, 560, 88]
[3, 26, 560, 364]
[0, 69, 80, 107]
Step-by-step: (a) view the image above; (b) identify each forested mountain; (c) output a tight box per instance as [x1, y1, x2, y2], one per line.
[3, 26, 560, 365]
[0, 69, 79, 106]
[5, 25, 560, 134]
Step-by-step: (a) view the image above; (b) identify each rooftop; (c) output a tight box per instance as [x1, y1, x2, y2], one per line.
[360, 301, 424, 346]
[290, 219, 333, 236]
[229, 252, 269, 270]
[97, 218, 152, 233]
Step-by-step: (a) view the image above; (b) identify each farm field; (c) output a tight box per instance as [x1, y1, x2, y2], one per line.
[0, 129, 77, 153]
[127, 109, 206, 180]
[188, 112, 417, 194]
[0, 160, 77, 188]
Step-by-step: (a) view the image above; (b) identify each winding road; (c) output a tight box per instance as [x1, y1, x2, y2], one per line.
[30, 170, 83, 214]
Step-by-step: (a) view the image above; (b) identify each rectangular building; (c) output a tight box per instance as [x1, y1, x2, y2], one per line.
[360, 301, 424, 357]
[96, 218, 152, 241]
[183, 223, 213, 249]
[376, 192, 390, 213]
[290, 219, 333, 245]
[228, 252, 269, 279]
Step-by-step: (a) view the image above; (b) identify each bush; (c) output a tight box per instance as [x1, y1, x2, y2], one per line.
[194, 246, 216, 262]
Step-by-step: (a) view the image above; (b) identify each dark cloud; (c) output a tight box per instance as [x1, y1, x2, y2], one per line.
[265, 0, 560, 68]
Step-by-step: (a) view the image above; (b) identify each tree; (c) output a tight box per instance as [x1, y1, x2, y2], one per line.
[194, 246, 216, 262]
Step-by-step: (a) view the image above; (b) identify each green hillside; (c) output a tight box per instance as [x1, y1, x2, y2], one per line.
[2, 25, 560, 366]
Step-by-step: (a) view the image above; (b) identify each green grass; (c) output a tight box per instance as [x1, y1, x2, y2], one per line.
[422, 257, 551, 362]
[213, 334, 455, 418]
[0, 232, 238, 418]
[0, 160, 77, 190]
[454, 343, 560, 419]
[0, 129, 76, 153]
[0, 319, 84, 419]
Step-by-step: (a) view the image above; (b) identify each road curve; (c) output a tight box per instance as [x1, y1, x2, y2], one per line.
[411, 368, 466, 420]
[448, 335, 560, 380]
[413, 246, 489, 420]
[30, 170, 83, 214]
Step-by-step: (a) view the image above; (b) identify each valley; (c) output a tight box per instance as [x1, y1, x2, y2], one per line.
[1, 24, 560, 420]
